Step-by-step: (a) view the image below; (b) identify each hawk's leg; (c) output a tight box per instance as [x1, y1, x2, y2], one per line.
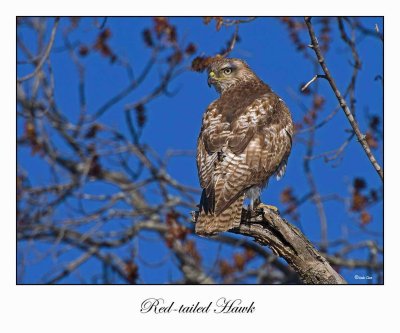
[245, 187, 280, 217]
[254, 197, 261, 209]
[247, 197, 261, 220]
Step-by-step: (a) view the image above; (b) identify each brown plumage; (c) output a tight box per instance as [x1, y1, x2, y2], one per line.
[195, 58, 294, 236]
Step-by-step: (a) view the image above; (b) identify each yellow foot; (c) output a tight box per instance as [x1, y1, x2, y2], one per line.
[257, 203, 280, 214]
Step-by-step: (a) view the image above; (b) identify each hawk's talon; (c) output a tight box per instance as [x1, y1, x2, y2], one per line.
[255, 207, 264, 217]
[257, 203, 280, 215]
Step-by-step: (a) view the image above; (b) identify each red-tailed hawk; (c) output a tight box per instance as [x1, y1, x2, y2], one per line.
[196, 58, 294, 236]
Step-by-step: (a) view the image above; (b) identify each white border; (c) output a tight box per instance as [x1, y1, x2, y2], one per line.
[3, 1, 400, 331]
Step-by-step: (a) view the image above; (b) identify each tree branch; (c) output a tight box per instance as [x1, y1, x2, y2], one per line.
[304, 17, 383, 181]
[193, 205, 347, 284]
[17, 17, 60, 82]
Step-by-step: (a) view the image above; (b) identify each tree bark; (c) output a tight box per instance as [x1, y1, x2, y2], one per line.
[193, 205, 347, 284]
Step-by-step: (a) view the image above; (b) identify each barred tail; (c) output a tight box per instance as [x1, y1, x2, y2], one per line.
[195, 193, 244, 236]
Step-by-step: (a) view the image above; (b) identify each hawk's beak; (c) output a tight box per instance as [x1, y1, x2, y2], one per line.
[208, 71, 216, 87]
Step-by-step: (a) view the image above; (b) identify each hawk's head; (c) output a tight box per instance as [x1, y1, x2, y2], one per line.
[207, 58, 257, 94]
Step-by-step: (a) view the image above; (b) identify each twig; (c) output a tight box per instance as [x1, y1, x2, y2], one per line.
[222, 17, 256, 27]
[303, 113, 329, 251]
[374, 23, 384, 42]
[47, 248, 96, 284]
[350, 18, 383, 42]
[296, 105, 341, 134]
[221, 24, 239, 57]
[305, 132, 355, 165]
[304, 17, 383, 181]
[17, 17, 60, 82]
[301, 74, 327, 91]
[93, 50, 158, 119]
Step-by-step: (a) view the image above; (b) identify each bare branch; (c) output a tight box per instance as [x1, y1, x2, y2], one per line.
[304, 17, 383, 181]
[17, 17, 60, 82]
[192, 206, 347, 284]
[220, 24, 239, 57]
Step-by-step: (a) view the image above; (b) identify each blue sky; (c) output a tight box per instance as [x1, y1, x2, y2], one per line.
[17, 17, 383, 284]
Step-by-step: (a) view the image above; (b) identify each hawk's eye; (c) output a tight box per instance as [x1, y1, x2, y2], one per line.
[223, 67, 232, 75]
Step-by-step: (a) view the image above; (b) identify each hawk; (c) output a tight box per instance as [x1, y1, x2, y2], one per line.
[195, 58, 294, 236]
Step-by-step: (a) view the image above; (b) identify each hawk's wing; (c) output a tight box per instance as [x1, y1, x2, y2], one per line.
[197, 92, 293, 215]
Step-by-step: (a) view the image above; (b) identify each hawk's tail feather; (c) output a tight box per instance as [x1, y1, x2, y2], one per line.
[199, 188, 215, 214]
[195, 194, 245, 236]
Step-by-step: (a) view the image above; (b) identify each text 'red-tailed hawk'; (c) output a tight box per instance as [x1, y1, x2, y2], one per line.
[196, 58, 294, 236]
